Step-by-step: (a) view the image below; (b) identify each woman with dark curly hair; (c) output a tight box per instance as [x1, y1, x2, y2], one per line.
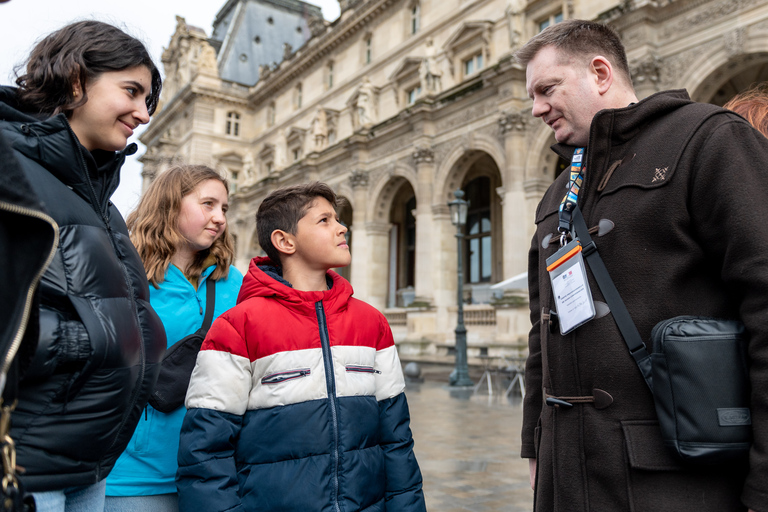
[0, 20, 166, 512]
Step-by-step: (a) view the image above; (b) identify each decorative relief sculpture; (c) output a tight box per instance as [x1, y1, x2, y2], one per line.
[419, 38, 442, 94]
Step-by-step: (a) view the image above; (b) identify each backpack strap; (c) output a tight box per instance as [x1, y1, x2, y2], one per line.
[200, 279, 216, 333]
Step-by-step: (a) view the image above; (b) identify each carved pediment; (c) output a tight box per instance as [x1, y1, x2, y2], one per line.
[389, 57, 424, 84]
[286, 127, 307, 146]
[214, 150, 244, 167]
[443, 21, 493, 56]
[259, 143, 276, 160]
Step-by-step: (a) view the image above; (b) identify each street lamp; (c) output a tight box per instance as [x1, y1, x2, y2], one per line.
[448, 189, 473, 387]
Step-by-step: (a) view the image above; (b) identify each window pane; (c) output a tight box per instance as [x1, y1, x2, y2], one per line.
[467, 213, 479, 235]
[539, 19, 550, 31]
[477, 54, 483, 70]
[481, 236, 492, 281]
[555, 12, 563, 23]
[481, 213, 491, 233]
[469, 238, 479, 283]
[465, 59, 473, 75]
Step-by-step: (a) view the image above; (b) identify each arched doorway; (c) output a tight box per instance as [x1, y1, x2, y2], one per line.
[388, 181, 417, 307]
[691, 53, 768, 105]
[336, 198, 353, 281]
[451, 151, 504, 304]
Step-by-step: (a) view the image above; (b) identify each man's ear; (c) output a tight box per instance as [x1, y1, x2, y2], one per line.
[590, 55, 613, 95]
[271, 229, 296, 256]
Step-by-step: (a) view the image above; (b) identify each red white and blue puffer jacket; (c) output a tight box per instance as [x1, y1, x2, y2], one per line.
[176, 257, 426, 512]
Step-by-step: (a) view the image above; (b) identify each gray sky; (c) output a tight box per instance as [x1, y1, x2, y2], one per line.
[0, 0, 340, 215]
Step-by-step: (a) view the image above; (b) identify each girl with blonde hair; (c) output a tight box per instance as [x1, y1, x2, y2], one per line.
[105, 164, 243, 512]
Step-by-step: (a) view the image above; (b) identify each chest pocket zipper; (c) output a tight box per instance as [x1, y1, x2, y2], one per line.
[345, 365, 381, 374]
[261, 368, 311, 384]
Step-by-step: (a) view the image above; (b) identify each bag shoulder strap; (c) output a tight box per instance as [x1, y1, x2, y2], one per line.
[200, 279, 216, 333]
[572, 205, 653, 391]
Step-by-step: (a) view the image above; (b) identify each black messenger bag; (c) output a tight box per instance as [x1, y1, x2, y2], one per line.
[571, 206, 751, 465]
[148, 280, 215, 414]
[650, 316, 751, 464]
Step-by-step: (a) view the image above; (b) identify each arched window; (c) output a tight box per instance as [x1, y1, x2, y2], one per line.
[410, 3, 420, 35]
[226, 111, 240, 136]
[464, 177, 492, 283]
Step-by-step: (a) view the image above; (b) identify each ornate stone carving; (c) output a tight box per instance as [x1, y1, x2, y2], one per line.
[311, 107, 328, 151]
[308, 15, 326, 38]
[505, 0, 525, 49]
[283, 43, 293, 61]
[630, 54, 662, 88]
[498, 110, 528, 134]
[724, 26, 747, 58]
[412, 146, 435, 164]
[349, 170, 370, 188]
[659, 39, 720, 90]
[419, 38, 442, 94]
[660, 0, 759, 41]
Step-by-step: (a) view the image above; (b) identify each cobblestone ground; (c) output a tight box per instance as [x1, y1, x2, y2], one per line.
[405, 373, 534, 512]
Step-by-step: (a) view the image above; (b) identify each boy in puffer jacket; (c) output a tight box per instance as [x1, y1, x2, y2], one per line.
[176, 182, 426, 512]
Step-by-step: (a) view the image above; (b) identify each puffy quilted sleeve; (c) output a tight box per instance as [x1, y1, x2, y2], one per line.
[176, 314, 252, 512]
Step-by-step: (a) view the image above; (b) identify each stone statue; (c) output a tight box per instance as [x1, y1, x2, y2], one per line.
[356, 77, 375, 128]
[242, 150, 256, 184]
[419, 38, 442, 93]
[312, 107, 328, 151]
[198, 43, 218, 76]
[506, 0, 525, 49]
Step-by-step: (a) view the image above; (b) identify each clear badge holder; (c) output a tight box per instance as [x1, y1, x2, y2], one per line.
[545, 238, 596, 335]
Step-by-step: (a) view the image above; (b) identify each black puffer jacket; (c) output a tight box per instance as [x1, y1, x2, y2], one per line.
[0, 86, 166, 492]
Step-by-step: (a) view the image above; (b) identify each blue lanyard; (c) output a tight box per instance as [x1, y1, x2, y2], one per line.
[558, 147, 585, 234]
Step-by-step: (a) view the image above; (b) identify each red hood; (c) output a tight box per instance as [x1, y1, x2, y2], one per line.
[237, 257, 354, 316]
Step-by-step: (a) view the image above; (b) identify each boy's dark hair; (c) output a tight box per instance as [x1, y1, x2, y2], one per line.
[15, 20, 163, 116]
[257, 182, 339, 265]
[514, 19, 632, 87]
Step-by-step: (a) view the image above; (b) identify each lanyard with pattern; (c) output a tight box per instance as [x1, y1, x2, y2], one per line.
[558, 147, 585, 236]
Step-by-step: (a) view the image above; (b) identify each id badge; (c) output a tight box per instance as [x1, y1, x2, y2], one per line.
[546, 239, 596, 335]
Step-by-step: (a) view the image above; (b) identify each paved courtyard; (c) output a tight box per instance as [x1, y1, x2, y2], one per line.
[405, 366, 533, 511]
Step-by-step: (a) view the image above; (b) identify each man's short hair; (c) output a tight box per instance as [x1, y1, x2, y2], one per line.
[514, 19, 632, 86]
[256, 182, 339, 265]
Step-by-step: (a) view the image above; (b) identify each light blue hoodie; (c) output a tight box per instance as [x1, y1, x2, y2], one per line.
[105, 263, 243, 496]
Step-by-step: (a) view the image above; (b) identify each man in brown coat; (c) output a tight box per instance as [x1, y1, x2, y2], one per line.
[516, 19, 768, 511]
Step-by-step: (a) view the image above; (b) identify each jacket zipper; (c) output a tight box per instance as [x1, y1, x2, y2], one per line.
[345, 365, 380, 374]
[0, 201, 58, 382]
[261, 368, 311, 384]
[66, 125, 148, 463]
[315, 301, 342, 512]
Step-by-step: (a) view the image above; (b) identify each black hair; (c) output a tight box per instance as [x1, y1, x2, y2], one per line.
[15, 20, 162, 116]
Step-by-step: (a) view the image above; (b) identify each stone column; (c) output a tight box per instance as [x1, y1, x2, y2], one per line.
[348, 170, 370, 301]
[364, 221, 392, 311]
[412, 145, 436, 305]
[498, 110, 532, 278]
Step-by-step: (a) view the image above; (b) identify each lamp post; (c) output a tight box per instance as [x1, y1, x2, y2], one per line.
[448, 189, 473, 387]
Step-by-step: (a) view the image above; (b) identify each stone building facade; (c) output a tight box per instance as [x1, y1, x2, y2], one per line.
[140, 0, 768, 359]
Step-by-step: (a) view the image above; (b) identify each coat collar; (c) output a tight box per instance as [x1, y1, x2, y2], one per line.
[0, 86, 134, 210]
[238, 256, 353, 316]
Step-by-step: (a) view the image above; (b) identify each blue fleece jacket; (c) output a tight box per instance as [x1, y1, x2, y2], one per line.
[105, 263, 243, 496]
